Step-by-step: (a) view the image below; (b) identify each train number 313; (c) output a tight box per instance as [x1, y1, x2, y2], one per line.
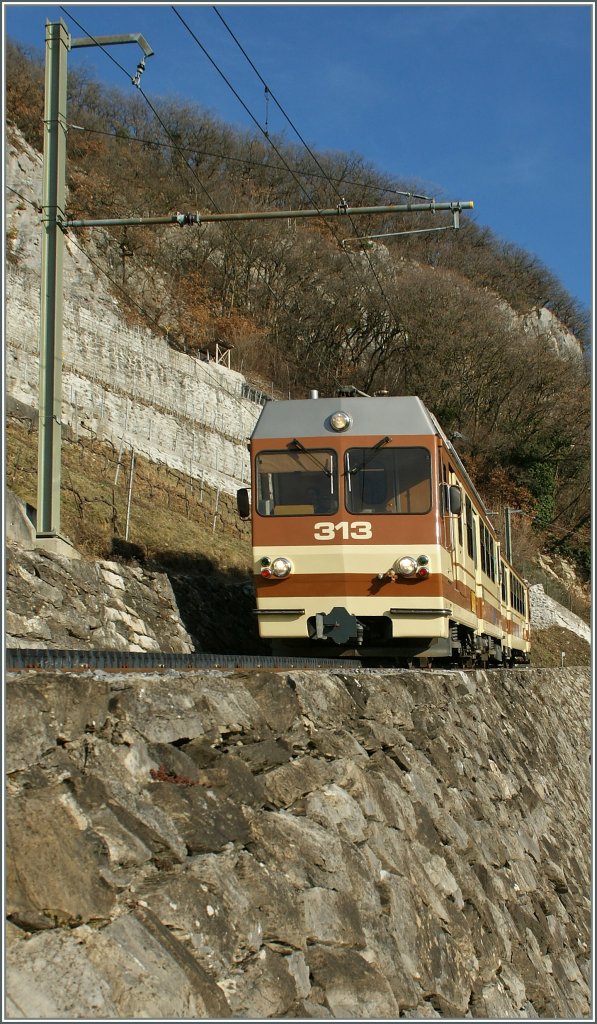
[314, 521, 373, 540]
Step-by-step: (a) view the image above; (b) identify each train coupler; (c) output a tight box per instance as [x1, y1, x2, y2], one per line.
[312, 607, 364, 646]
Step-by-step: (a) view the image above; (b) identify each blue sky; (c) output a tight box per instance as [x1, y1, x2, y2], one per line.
[4, 2, 594, 312]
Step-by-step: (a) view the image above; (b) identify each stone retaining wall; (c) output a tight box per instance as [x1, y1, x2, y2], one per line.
[5, 664, 591, 1019]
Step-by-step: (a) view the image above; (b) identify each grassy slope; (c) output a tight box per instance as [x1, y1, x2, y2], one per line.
[5, 420, 251, 571]
[528, 627, 591, 669]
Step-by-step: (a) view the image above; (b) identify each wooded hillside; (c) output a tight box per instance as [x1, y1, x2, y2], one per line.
[5, 40, 591, 580]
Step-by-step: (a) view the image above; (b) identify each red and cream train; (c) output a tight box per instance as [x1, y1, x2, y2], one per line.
[237, 391, 530, 666]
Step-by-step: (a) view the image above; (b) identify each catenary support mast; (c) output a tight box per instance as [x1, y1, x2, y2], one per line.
[36, 20, 153, 555]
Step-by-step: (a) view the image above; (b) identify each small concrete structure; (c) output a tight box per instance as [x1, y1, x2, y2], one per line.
[5, 491, 36, 550]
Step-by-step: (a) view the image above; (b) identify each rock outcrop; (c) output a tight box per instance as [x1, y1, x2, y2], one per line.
[5, 543, 195, 654]
[5, 664, 591, 1019]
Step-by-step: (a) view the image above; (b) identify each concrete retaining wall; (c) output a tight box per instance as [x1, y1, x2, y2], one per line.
[6, 128, 262, 497]
[529, 584, 591, 644]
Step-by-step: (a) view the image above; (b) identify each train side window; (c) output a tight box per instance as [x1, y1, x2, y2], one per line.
[480, 521, 496, 582]
[465, 497, 476, 563]
[448, 465, 463, 544]
[501, 561, 508, 602]
[441, 483, 462, 516]
[509, 573, 526, 615]
[255, 449, 338, 516]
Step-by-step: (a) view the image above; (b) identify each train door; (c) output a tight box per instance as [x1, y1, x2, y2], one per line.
[438, 460, 451, 558]
[463, 495, 478, 617]
[500, 559, 511, 654]
[439, 457, 462, 586]
[447, 462, 467, 597]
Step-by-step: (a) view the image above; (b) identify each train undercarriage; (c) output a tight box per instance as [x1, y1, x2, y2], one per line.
[271, 616, 530, 669]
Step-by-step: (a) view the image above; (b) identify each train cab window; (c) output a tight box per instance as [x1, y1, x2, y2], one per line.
[345, 447, 431, 514]
[255, 449, 338, 516]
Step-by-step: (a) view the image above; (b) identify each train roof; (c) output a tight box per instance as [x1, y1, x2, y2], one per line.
[251, 395, 439, 439]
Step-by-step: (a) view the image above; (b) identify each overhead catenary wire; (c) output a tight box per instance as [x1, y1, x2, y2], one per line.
[171, 4, 344, 221]
[54, 97, 292, 423]
[209, 3, 472, 336]
[62, 2, 377, 334]
[172, 5, 403, 332]
[211, 5, 432, 205]
[66, 123, 430, 202]
[59, 5, 289, 314]
[58, 8, 247, 218]
[59, 6, 137, 81]
[55, 5, 462, 386]
[208, 5, 467, 345]
[211, 5, 449, 364]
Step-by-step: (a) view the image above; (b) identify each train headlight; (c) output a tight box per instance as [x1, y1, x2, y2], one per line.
[395, 556, 418, 577]
[271, 557, 293, 578]
[329, 411, 351, 432]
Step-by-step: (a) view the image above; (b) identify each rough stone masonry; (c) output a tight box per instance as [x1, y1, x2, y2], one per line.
[5, 662, 591, 1020]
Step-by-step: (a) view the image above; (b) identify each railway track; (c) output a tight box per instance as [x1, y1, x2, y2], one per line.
[5, 648, 363, 672]
[6, 648, 513, 673]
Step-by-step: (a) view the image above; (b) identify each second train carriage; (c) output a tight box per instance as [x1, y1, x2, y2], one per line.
[237, 392, 530, 666]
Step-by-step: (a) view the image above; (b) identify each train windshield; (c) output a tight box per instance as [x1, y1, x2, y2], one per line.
[255, 449, 338, 516]
[345, 446, 432, 514]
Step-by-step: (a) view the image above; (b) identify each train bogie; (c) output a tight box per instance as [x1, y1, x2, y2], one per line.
[239, 393, 531, 667]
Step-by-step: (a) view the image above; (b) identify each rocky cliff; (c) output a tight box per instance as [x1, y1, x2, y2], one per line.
[5, 662, 591, 1019]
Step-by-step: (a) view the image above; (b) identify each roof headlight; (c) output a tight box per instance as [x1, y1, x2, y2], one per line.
[329, 411, 351, 432]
